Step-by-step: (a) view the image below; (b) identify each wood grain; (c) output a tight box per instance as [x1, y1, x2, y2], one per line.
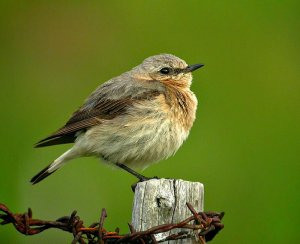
[132, 179, 204, 243]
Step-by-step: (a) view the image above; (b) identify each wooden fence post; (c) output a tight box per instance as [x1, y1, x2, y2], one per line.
[132, 178, 204, 243]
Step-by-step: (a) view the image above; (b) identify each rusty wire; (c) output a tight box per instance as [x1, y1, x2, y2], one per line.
[0, 202, 224, 243]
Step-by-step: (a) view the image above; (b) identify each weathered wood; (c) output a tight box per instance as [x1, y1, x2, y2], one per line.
[132, 178, 204, 243]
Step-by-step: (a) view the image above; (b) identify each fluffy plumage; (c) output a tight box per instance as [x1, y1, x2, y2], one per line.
[31, 54, 203, 184]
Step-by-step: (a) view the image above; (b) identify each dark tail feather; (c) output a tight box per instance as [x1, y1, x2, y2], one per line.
[30, 165, 57, 185]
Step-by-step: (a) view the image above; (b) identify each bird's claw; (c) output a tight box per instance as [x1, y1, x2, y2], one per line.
[131, 176, 160, 192]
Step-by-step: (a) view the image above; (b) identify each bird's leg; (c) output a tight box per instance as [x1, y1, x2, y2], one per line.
[115, 163, 160, 192]
[116, 163, 150, 181]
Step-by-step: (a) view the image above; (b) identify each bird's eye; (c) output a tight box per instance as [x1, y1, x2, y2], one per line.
[160, 67, 171, 74]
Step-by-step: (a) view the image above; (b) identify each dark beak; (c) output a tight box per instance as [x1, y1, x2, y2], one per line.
[185, 64, 204, 73]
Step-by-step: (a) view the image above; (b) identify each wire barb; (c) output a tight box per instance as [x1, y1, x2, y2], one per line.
[0, 202, 224, 243]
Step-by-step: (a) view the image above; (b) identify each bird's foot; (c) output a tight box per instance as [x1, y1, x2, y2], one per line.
[115, 163, 160, 192]
[131, 176, 160, 192]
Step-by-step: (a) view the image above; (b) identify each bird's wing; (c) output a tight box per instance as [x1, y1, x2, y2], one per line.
[35, 90, 161, 147]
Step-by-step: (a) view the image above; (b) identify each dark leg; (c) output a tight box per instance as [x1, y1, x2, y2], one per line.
[116, 163, 160, 191]
[115, 163, 150, 181]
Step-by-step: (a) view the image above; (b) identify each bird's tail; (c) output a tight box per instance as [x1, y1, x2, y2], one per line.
[30, 149, 77, 184]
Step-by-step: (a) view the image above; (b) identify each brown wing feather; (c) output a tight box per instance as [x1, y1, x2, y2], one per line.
[35, 99, 130, 147]
[35, 90, 161, 148]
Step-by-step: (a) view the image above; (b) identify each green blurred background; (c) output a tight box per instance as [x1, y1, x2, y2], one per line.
[0, 1, 299, 243]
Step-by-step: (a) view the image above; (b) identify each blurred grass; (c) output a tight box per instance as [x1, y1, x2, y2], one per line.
[0, 1, 299, 243]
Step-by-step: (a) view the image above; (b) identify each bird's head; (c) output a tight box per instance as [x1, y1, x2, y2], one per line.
[131, 54, 204, 88]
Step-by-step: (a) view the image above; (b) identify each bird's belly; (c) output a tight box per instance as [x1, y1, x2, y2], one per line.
[76, 117, 189, 169]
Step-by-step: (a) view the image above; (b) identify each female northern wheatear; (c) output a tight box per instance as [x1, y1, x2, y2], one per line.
[31, 54, 204, 184]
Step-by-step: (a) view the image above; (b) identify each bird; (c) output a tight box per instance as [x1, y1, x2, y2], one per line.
[30, 54, 204, 184]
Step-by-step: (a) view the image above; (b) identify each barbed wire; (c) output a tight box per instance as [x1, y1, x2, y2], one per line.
[0, 202, 224, 243]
